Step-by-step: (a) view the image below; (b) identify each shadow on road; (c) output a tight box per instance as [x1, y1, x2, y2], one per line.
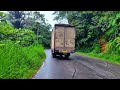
[55, 55, 72, 60]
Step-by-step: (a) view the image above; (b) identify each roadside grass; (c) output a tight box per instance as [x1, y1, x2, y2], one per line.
[76, 52, 120, 65]
[0, 40, 46, 79]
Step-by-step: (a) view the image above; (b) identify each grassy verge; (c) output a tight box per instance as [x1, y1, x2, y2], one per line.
[0, 41, 46, 79]
[76, 52, 120, 65]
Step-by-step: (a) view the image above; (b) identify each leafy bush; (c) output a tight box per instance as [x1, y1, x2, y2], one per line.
[0, 22, 36, 46]
[0, 40, 46, 79]
[106, 35, 120, 55]
[91, 42, 101, 53]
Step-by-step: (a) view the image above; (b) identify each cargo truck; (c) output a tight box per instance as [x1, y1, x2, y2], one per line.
[51, 24, 75, 58]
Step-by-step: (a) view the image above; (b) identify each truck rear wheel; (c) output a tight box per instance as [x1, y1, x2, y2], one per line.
[52, 53, 56, 58]
[65, 53, 70, 59]
[65, 55, 69, 59]
[60, 54, 63, 58]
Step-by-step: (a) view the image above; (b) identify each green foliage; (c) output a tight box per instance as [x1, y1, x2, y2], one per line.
[22, 11, 51, 48]
[0, 22, 36, 46]
[8, 11, 26, 28]
[106, 35, 120, 55]
[91, 42, 101, 54]
[15, 28, 36, 46]
[0, 11, 50, 78]
[0, 11, 51, 46]
[76, 52, 120, 65]
[0, 40, 46, 79]
[76, 47, 92, 53]
[0, 12, 7, 22]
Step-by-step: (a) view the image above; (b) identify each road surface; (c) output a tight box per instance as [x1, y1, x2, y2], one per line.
[33, 49, 120, 79]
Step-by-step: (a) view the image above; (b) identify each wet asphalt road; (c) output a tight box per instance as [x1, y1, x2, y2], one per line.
[32, 49, 120, 79]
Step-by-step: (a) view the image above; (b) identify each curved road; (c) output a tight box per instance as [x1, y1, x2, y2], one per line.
[33, 49, 120, 79]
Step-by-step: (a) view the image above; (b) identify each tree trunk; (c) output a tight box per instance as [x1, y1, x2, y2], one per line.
[37, 29, 39, 42]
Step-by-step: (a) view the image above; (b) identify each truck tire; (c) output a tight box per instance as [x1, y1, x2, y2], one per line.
[65, 53, 70, 59]
[60, 54, 63, 58]
[65, 55, 69, 59]
[52, 53, 56, 58]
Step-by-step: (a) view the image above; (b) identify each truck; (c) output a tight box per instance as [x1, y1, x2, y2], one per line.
[51, 24, 76, 58]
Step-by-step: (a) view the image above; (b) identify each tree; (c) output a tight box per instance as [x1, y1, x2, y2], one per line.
[8, 11, 26, 28]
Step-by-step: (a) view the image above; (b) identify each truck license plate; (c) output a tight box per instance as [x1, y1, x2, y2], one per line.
[62, 50, 67, 53]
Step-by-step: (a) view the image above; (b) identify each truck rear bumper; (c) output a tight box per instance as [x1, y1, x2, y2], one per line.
[54, 49, 75, 54]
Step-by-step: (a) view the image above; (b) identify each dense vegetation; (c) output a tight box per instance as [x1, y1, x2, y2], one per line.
[0, 40, 45, 79]
[0, 11, 51, 78]
[53, 11, 120, 64]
